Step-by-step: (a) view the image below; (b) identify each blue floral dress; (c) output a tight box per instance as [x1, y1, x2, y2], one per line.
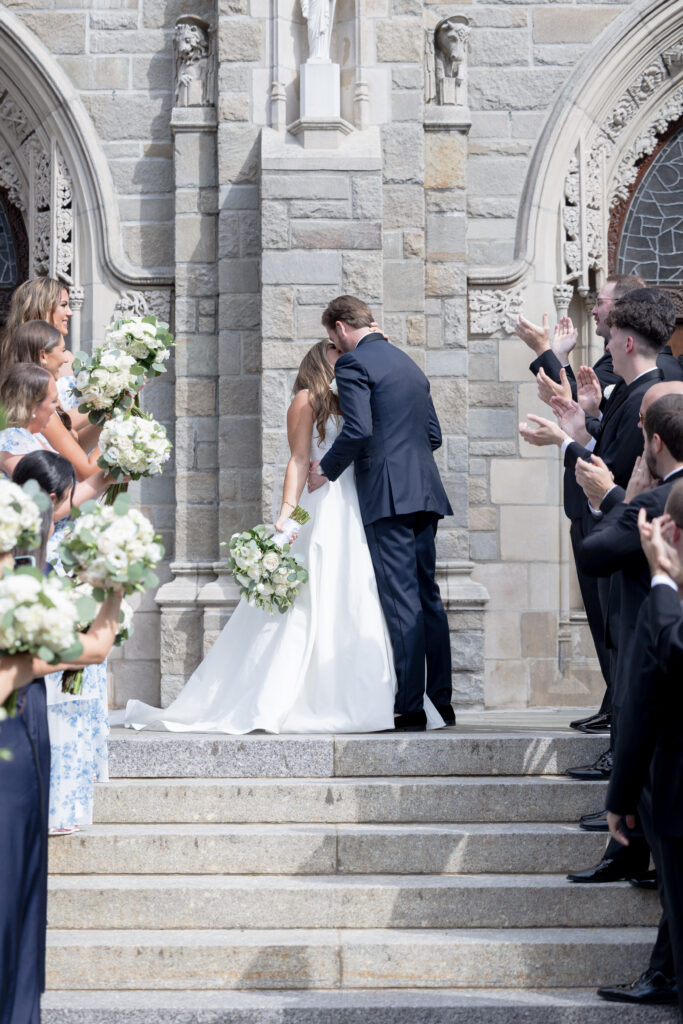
[56, 375, 79, 411]
[0, 426, 110, 831]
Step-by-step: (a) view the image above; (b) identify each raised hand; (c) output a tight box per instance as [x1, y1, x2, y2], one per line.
[519, 414, 568, 447]
[577, 365, 602, 418]
[514, 313, 550, 356]
[549, 395, 590, 445]
[537, 366, 571, 406]
[624, 454, 657, 503]
[551, 316, 578, 363]
[574, 454, 614, 508]
[638, 509, 682, 582]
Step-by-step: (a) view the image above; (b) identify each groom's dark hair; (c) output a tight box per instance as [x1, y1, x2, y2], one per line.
[322, 295, 374, 330]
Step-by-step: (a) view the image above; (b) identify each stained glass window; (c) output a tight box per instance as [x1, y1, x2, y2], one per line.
[0, 201, 18, 288]
[618, 130, 683, 283]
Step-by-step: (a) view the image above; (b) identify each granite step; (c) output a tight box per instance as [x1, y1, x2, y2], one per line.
[108, 729, 608, 779]
[45, 927, 658, 990]
[94, 776, 608, 824]
[46, 874, 660, 930]
[48, 822, 610, 876]
[40, 988, 679, 1024]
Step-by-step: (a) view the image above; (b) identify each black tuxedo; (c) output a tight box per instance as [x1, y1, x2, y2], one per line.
[657, 344, 683, 382]
[606, 585, 683, 1010]
[320, 334, 453, 716]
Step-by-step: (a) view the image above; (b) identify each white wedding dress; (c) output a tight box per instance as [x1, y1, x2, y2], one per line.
[124, 416, 444, 734]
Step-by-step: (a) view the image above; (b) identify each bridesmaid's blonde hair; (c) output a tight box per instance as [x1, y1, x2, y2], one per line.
[293, 341, 341, 444]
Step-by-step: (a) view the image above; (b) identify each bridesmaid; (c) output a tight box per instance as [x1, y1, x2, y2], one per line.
[0, 486, 122, 1021]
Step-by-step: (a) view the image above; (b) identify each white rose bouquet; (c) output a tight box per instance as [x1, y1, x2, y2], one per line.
[0, 567, 84, 711]
[59, 583, 134, 694]
[72, 347, 145, 425]
[104, 315, 174, 379]
[226, 514, 309, 615]
[98, 411, 172, 482]
[57, 493, 164, 599]
[0, 479, 47, 554]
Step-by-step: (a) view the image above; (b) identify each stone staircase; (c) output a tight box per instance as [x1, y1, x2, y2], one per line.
[42, 720, 677, 1022]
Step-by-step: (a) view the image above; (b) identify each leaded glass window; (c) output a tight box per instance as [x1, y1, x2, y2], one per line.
[0, 200, 18, 288]
[618, 130, 683, 283]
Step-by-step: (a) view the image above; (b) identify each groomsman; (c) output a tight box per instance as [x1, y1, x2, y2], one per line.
[601, 485, 683, 1009]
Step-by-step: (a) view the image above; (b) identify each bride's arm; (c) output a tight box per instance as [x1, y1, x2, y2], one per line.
[275, 391, 315, 532]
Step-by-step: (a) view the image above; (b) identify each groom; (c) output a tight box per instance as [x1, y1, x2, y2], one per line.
[307, 294, 454, 731]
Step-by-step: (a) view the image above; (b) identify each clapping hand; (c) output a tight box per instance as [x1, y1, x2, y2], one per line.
[549, 395, 590, 445]
[537, 366, 571, 406]
[519, 414, 568, 447]
[574, 455, 614, 508]
[638, 509, 682, 583]
[514, 313, 550, 356]
[576, 365, 602, 418]
[551, 316, 578, 364]
[624, 455, 657, 503]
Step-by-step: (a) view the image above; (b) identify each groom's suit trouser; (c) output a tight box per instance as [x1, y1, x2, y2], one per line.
[364, 511, 452, 715]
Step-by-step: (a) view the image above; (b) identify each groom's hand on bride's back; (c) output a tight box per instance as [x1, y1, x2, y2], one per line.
[308, 460, 327, 493]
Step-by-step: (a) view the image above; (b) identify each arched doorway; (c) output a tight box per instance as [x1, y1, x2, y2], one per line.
[0, 187, 28, 324]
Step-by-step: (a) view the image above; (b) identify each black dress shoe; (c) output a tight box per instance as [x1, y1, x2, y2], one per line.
[597, 968, 678, 1004]
[390, 711, 427, 732]
[628, 870, 658, 890]
[434, 703, 456, 726]
[567, 855, 638, 883]
[565, 748, 612, 780]
[579, 809, 609, 832]
[575, 711, 611, 734]
[569, 710, 600, 730]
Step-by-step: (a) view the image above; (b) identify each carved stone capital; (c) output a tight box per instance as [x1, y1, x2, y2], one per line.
[552, 284, 574, 319]
[68, 285, 85, 312]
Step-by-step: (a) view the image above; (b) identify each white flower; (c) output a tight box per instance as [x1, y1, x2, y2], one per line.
[262, 552, 281, 573]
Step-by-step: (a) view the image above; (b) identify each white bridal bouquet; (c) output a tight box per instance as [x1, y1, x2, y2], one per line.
[58, 493, 164, 599]
[98, 411, 172, 481]
[0, 479, 46, 554]
[104, 315, 174, 379]
[0, 567, 84, 710]
[72, 347, 144, 425]
[226, 509, 310, 615]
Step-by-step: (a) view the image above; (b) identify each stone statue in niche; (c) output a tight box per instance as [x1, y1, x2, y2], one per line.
[174, 15, 215, 107]
[300, 0, 337, 63]
[425, 15, 470, 107]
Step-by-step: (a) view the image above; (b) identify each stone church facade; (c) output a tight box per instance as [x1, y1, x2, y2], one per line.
[0, 0, 680, 710]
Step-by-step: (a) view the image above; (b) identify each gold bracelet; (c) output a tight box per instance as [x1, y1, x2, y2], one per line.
[282, 500, 295, 510]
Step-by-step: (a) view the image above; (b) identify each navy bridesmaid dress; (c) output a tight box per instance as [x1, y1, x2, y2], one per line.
[0, 678, 50, 1024]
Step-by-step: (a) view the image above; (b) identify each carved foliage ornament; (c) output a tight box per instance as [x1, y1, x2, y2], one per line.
[115, 289, 172, 323]
[468, 287, 525, 335]
[561, 38, 683, 281]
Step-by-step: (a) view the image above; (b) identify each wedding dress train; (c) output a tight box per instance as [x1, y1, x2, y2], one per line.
[125, 417, 444, 734]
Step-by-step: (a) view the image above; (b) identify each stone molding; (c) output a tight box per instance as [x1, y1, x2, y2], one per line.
[468, 0, 683, 291]
[0, 6, 173, 287]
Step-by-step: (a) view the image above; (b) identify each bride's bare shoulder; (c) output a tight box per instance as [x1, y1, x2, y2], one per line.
[288, 389, 314, 418]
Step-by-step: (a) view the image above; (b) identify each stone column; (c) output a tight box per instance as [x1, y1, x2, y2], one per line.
[156, 105, 219, 706]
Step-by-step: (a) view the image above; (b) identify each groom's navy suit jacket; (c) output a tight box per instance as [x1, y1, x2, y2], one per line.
[319, 334, 452, 525]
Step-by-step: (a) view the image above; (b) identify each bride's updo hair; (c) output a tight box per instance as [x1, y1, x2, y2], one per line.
[293, 340, 341, 445]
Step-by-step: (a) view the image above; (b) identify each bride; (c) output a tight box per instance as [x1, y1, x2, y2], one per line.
[125, 341, 444, 734]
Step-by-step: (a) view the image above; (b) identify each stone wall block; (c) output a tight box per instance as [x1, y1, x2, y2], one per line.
[469, 407, 517, 439]
[218, 418, 261, 467]
[123, 222, 174, 268]
[426, 213, 466, 261]
[239, 212, 261, 256]
[219, 93, 251, 122]
[261, 371, 289, 430]
[262, 174, 349, 201]
[383, 185, 424, 230]
[82, 93, 172, 142]
[405, 315, 425, 347]
[443, 297, 468, 347]
[217, 125, 260, 185]
[175, 379, 217, 417]
[111, 158, 174, 195]
[376, 20, 423, 62]
[391, 90, 423, 122]
[352, 176, 382, 221]
[533, 44, 590, 68]
[58, 56, 129, 90]
[175, 334, 218, 377]
[261, 202, 290, 249]
[175, 504, 218, 560]
[219, 257, 260, 293]
[469, 68, 570, 111]
[218, 19, 263, 61]
[143, 0, 215, 27]
[219, 376, 261, 417]
[532, 6, 621, 43]
[425, 263, 461, 298]
[343, 254, 383, 304]
[22, 12, 86, 53]
[469, 383, 515, 407]
[469, 28, 530, 67]
[425, 133, 466, 190]
[403, 231, 425, 259]
[383, 261, 424, 312]
[175, 215, 217, 263]
[500, 506, 560, 562]
[426, 349, 467, 377]
[262, 285, 295, 339]
[430, 378, 467, 434]
[176, 471, 218, 504]
[89, 29, 168, 55]
[381, 125, 424, 184]
[262, 251, 340, 285]
[468, 155, 529, 197]
[218, 213, 240, 259]
[392, 66, 423, 90]
[291, 219, 381, 250]
[289, 199, 351, 219]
